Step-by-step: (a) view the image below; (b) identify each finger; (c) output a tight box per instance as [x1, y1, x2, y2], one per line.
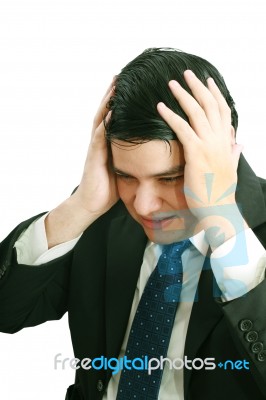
[207, 77, 232, 129]
[168, 79, 213, 138]
[92, 85, 115, 133]
[157, 102, 199, 148]
[183, 70, 222, 133]
[100, 76, 117, 103]
[92, 110, 111, 146]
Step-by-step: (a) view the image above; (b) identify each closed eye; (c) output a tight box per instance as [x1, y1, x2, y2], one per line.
[159, 176, 183, 184]
[115, 173, 135, 181]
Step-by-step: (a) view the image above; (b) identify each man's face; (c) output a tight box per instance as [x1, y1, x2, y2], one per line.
[111, 140, 198, 244]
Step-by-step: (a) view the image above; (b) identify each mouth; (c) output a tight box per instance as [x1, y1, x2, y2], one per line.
[141, 215, 180, 230]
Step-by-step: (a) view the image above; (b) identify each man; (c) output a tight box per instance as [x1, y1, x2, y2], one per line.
[0, 48, 266, 399]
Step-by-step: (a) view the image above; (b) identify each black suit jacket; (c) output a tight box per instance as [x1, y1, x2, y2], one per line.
[1, 155, 266, 400]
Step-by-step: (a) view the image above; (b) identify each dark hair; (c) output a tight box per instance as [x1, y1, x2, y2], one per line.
[105, 47, 238, 144]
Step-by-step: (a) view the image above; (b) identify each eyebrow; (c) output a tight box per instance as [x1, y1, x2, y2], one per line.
[113, 165, 184, 178]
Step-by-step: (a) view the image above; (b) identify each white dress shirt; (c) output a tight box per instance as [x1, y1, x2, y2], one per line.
[14, 214, 266, 399]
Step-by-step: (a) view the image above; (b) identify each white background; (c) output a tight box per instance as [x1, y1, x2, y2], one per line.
[0, 0, 265, 398]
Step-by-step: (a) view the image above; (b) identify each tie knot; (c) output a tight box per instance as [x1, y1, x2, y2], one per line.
[158, 239, 191, 277]
[162, 239, 191, 258]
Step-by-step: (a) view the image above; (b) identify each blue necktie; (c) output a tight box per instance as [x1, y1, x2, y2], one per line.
[117, 239, 191, 400]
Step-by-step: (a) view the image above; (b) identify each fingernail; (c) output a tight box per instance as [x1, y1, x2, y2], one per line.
[169, 80, 180, 88]
[185, 70, 195, 77]
[157, 102, 166, 109]
[207, 77, 215, 86]
[105, 110, 112, 122]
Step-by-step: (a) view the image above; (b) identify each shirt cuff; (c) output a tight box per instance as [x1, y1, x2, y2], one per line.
[210, 228, 266, 301]
[15, 213, 81, 266]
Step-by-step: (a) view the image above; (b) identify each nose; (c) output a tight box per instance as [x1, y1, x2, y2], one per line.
[133, 183, 163, 217]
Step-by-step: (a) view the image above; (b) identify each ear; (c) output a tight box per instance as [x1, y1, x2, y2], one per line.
[230, 126, 236, 145]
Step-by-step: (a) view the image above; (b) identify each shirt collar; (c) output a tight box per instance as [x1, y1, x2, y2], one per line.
[189, 230, 209, 256]
[148, 230, 209, 257]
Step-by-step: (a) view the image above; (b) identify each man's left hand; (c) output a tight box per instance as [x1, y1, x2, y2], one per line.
[157, 70, 247, 247]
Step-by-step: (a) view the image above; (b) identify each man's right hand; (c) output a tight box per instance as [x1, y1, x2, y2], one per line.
[45, 81, 119, 248]
[72, 81, 119, 217]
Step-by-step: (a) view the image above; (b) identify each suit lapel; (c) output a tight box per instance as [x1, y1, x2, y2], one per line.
[105, 213, 147, 360]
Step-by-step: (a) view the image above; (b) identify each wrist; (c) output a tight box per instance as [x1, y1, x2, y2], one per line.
[194, 203, 248, 250]
[45, 196, 101, 249]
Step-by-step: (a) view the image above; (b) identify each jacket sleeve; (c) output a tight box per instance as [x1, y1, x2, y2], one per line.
[0, 213, 73, 333]
[221, 270, 266, 397]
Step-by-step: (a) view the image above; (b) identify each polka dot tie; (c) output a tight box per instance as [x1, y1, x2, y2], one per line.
[116, 239, 191, 400]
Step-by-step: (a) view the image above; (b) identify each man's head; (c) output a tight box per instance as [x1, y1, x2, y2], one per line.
[105, 48, 238, 244]
[106, 47, 238, 143]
